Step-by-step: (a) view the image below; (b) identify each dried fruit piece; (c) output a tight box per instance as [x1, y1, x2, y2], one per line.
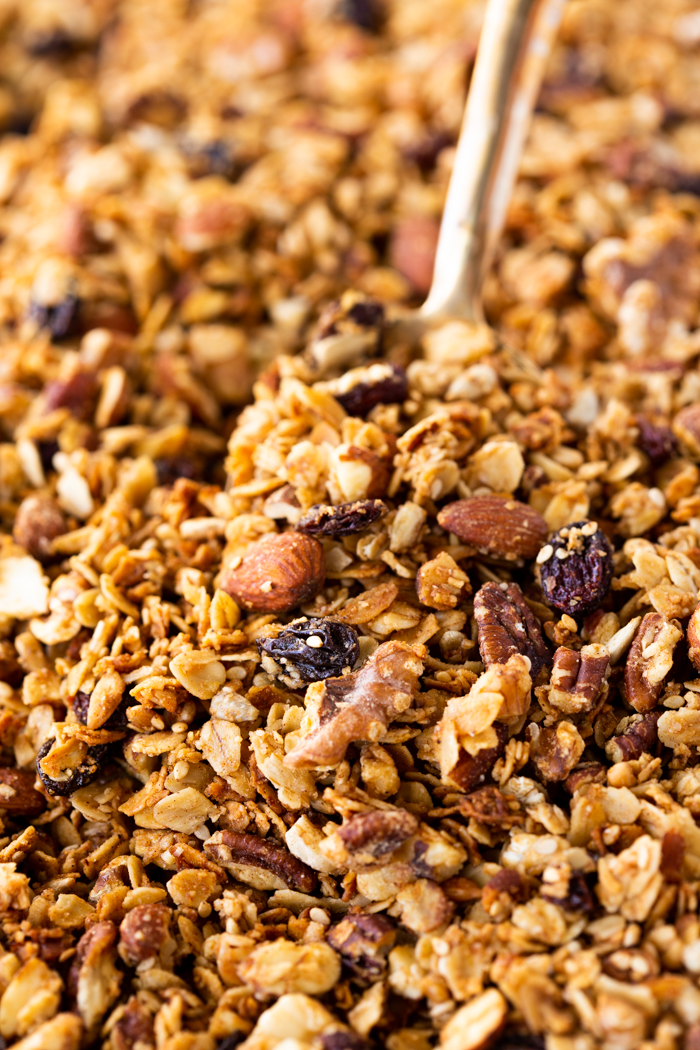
[284, 640, 424, 769]
[36, 738, 110, 796]
[221, 532, 325, 613]
[624, 612, 682, 712]
[474, 582, 551, 679]
[13, 494, 67, 564]
[536, 520, 613, 617]
[636, 415, 676, 466]
[330, 363, 408, 418]
[258, 618, 360, 688]
[296, 500, 387, 538]
[438, 496, 547, 562]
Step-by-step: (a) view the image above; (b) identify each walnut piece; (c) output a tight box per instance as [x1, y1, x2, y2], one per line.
[337, 809, 419, 867]
[205, 829, 317, 892]
[545, 644, 610, 715]
[284, 641, 425, 769]
[624, 612, 682, 712]
[474, 582, 551, 679]
[327, 914, 396, 977]
[436, 655, 532, 786]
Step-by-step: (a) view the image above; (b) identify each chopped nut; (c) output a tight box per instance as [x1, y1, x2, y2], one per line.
[606, 711, 660, 762]
[624, 612, 682, 711]
[205, 830, 317, 892]
[528, 721, 585, 782]
[474, 582, 551, 679]
[545, 643, 610, 715]
[13, 495, 67, 564]
[285, 641, 424, 769]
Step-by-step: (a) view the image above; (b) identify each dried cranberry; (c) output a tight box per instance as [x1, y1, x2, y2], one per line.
[636, 415, 677, 466]
[335, 363, 408, 417]
[296, 499, 387, 538]
[537, 520, 614, 618]
[258, 618, 360, 687]
[36, 738, 110, 796]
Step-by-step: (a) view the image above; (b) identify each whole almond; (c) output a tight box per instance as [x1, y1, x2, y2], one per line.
[221, 532, 325, 613]
[0, 768, 46, 817]
[437, 495, 547, 561]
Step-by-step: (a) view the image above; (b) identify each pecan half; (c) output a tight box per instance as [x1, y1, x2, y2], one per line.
[447, 723, 508, 793]
[204, 830, 317, 893]
[474, 582, 551, 679]
[459, 786, 523, 827]
[605, 711, 660, 763]
[546, 644, 610, 715]
[624, 612, 682, 712]
[563, 762, 606, 794]
[284, 640, 425, 769]
[528, 721, 585, 782]
[339, 809, 418, 864]
[327, 913, 396, 976]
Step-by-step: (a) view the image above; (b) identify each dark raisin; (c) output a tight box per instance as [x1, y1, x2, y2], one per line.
[27, 294, 80, 339]
[216, 1035, 246, 1050]
[181, 139, 241, 180]
[541, 871, 594, 914]
[320, 1034, 371, 1050]
[72, 690, 130, 730]
[537, 520, 614, 617]
[257, 618, 360, 687]
[636, 415, 677, 466]
[335, 363, 408, 417]
[296, 499, 387, 538]
[37, 440, 60, 474]
[335, 0, 384, 31]
[403, 130, 453, 174]
[493, 1035, 545, 1050]
[36, 738, 110, 796]
[346, 299, 384, 327]
[154, 458, 203, 486]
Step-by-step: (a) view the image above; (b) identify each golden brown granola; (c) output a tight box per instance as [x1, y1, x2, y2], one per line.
[1, 1, 700, 1049]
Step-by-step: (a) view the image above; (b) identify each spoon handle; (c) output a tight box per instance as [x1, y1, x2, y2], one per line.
[421, 0, 565, 321]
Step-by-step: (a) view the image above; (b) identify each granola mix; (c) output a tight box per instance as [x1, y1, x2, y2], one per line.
[0, 1, 699, 1049]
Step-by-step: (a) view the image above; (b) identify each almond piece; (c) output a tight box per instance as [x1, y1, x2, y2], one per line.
[221, 532, 325, 613]
[437, 495, 547, 561]
[0, 769, 46, 818]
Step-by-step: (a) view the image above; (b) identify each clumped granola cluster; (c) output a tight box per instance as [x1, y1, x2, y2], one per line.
[1, 1, 700, 1050]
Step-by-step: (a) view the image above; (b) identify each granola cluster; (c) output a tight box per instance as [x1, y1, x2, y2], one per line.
[1, 1, 700, 1050]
